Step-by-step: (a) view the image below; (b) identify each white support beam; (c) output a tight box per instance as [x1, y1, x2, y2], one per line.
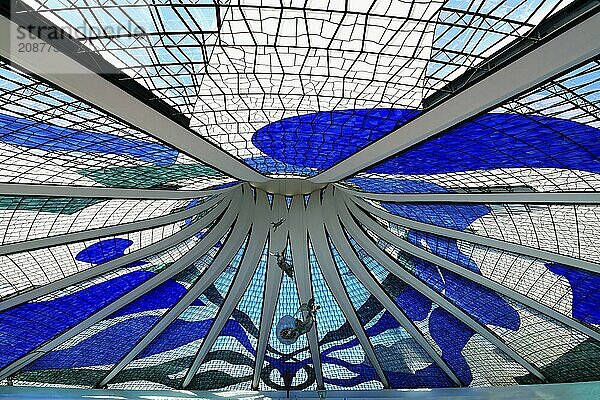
[288, 193, 325, 389]
[0, 195, 224, 257]
[0, 15, 268, 183]
[324, 193, 462, 387]
[182, 191, 271, 389]
[0, 191, 242, 381]
[0, 182, 236, 200]
[311, 12, 600, 183]
[252, 195, 287, 390]
[306, 189, 390, 389]
[0, 191, 235, 312]
[339, 188, 600, 205]
[345, 198, 600, 342]
[97, 190, 255, 387]
[350, 195, 600, 274]
[340, 203, 547, 382]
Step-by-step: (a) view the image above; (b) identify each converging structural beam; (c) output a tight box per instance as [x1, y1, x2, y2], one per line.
[306, 189, 390, 388]
[288, 193, 325, 389]
[0, 191, 235, 312]
[323, 190, 462, 386]
[344, 197, 600, 343]
[252, 195, 287, 390]
[97, 193, 255, 387]
[0, 191, 242, 381]
[182, 191, 271, 389]
[350, 195, 600, 274]
[339, 199, 547, 382]
[0, 195, 224, 257]
[0, 182, 237, 200]
[339, 188, 600, 205]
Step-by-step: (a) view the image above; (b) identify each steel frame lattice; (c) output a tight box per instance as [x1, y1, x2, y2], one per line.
[0, 0, 599, 393]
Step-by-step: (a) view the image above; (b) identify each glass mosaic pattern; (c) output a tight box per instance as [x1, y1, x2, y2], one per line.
[11, 0, 578, 176]
[346, 59, 600, 192]
[1, 0, 600, 394]
[0, 59, 233, 189]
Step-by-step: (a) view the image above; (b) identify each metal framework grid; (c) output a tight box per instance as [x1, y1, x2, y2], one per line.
[0, 0, 598, 394]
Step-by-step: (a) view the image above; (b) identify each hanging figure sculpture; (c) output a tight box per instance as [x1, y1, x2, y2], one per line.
[293, 298, 320, 336]
[271, 217, 286, 232]
[277, 298, 320, 344]
[270, 251, 294, 280]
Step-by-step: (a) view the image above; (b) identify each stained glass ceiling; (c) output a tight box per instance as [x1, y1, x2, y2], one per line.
[9, 0, 578, 176]
[0, 0, 600, 395]
[345, 58, 600, 193]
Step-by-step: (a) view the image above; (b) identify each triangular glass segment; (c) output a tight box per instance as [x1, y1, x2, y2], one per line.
[346, 229, 534, 385]
[14, 236, 226, 387]
[108, 236, 248, 389]
[262, 245, 314, 390]
[308, 241, 383, 390]
[328, 239, 453, 388]
[304, 194, 310, 207]
[189, 241, 269, 391]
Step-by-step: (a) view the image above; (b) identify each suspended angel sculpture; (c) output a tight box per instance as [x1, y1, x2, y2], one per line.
[276, 298, 320, 345]
[271, 217, 286, 232]
[271, 251, 294, 279]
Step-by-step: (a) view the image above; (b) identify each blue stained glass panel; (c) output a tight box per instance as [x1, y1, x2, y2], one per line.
[0, 113, 178, 166]
[0, 270, 153, 368]
[365, 114, 600, 176]
[429, 307, 476, 385]
[253, 110, 600, 176]
[75, 238, 143, 266]
[111, 239, 247, 388]
[192, 242, 268, 390]
[21, 238, 224, 374]
[350, 176, 520, 331]
[346, 234, 470, 385]
[252, 109, 419, 172]
[330, 241, 454, 388]
[546, 264, 600, 324]
[24, 315, 160, 371]
[308, 243, 382, 390]
[134, 250, 243, 358]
